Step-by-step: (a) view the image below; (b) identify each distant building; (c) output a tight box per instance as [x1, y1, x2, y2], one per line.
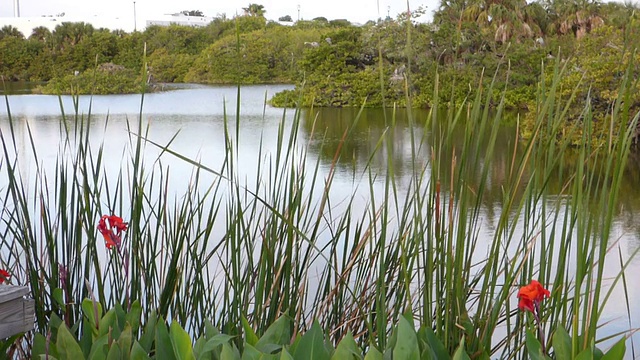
[146, 13, 213, 28]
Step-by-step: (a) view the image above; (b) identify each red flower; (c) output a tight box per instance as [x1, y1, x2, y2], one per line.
[0, 269, 10, 284]
[98, 215, 128, 250]
[518, 280, 550, 312]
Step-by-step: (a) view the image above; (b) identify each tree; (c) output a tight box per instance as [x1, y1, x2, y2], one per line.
[279, 15, 293, 22]
[29, 26, 52, 43]
[52, 22, 95, 50]
[0, 25, 25, 40]
[242, 3, 266, 17]
[545, 0, 604, 38]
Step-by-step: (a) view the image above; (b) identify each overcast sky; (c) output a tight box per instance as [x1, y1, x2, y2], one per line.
[0, 0, 435, 26]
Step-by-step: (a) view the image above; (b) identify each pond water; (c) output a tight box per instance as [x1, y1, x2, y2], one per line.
[1, 84, 639, 355]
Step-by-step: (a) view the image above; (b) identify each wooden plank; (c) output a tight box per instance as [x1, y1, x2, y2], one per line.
[0, 286, 35, 339]
[0, 286, 29, 303]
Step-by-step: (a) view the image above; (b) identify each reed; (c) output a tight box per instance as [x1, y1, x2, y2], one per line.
[1, 55, 639, 359]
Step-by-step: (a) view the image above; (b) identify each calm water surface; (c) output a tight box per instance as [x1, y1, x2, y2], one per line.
[1, 84, 639, 355]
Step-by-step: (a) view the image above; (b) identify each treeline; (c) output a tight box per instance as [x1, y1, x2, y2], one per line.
[1, 0, 640, 113]
[0, 15, 345, 94]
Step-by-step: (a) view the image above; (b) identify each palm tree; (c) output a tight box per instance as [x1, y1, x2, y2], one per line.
[29, 26, 52, 43]
[242, 3, 266, 17]
[0, 25, 25, 40]
[547, 0, 604, 38]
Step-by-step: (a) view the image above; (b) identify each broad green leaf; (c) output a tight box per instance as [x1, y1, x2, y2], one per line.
[130, 341, 151, 360]
[53, 288, 65, 308]
[221, 343, 241, 360]
[200, 334, 236, 355]
[105, 343, 122, 360]
[331, 332, 362, 360]
[452, 337, 471, 360]
[56, 324, 85, 360]
[170, 321, 196, 360]
[32, 333, 48, 357]
[155, 319, 177, 360]
[114, 303, 127, 332]
[293, 321, 330, 360]
[81, 299, 103, 331]
[420, 326, 449, 360]
[204, 320, 219, 340]
[363, 346, 383, 360]
[118, 325, 133, 358]
[87, 334, 109, 360]
[392, 317, 419, 360]
[239, 343, 262, 360]
[575, 347, 593, 360]
[601, 337, 626, 360]
[255, 316, 291, 353]
[139, 312, 157, 352]
[525, 330, 548, 360]
[552, 326, 572, 360]
[98, 309, 120, 338]
[280, 348, 295, 360]
[242, 316, 259, 347]
[126, 301, 143, 334]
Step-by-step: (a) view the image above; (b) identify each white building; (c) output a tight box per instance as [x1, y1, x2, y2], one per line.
[146, 13, 213, 28]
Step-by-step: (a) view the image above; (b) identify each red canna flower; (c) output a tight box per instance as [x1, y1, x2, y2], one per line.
[518, 280, 550, 312]
[98, 215, 128, 251]
[0, 269, 10, 284]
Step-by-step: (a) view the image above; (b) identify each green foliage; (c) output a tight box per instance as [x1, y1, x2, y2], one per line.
[38, 65, 143, 95]
[185, 26, 322, 84]
[524, 326, 626, 359]
[31, 301, 485, 359]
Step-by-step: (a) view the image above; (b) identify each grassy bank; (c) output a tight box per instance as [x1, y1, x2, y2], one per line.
[0, 60, 638, 358]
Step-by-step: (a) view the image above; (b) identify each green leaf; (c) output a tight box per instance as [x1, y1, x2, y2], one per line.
[600, 337, 626, 360]
[114, 304, 127, 332]
[552, 326, 572, 360]
[363, 346, 383, 360]
[130, 341, 151, 360]
[392, 317, 419, 360]
[293, 321, 330, 360]
[525, 330, 547, 360]
[242, 316, 259, 347]
[452, 337, 471, 360]
[575, 347, 593, 360]
[200, 334, 235, 356]
[56, 324, 85, 360]
[98, 309, 120, 338]
[32, 333, 48, 357]
[126, 301, 143, 334]
[105, 343, 122, 360]
[331, 332, 362, 360]
[170, 321, 196, 360]
[239, 343, 262, 360]
[155, 318, 177, 360]
[204, 320, 220, 341]
[419, 326, 449, 360]
[82, 299, 102, 330]
[220, 343, 240, 360]
[255, 316, 291, 353]
[118, 325, 133, 358]
[280, 348, 295, 359]
[139, 312, 157, 352]
[87, 334, 109, 360]
[53, 288, 65, 308]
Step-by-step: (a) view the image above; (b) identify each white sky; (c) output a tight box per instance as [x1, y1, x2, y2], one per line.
[0, 0, 435, 26]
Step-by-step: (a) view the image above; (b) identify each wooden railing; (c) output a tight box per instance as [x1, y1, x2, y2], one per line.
[0, 285, 35, 339]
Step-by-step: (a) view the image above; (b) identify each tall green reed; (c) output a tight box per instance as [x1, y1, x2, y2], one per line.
[1, 58, 638, 359]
